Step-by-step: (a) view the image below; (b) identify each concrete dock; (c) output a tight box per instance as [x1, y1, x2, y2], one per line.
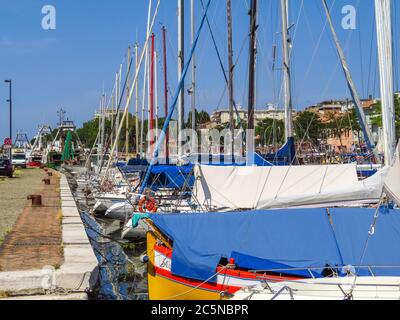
[0, 168, 98, 300]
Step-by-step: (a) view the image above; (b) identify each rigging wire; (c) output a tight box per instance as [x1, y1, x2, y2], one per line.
[366, 12, 376, 98]
[199, 0, 244, 129]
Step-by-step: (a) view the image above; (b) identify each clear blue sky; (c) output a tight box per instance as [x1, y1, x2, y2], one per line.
[0, 0, 399, 141]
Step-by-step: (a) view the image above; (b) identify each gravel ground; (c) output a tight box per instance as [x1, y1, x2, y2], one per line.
[0, 168, 44, 243]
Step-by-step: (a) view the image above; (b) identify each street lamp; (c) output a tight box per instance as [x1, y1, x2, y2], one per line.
[4, 80, 12, 159]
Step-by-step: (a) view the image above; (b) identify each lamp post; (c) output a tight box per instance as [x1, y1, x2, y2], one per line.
[4, 80, 12, 159]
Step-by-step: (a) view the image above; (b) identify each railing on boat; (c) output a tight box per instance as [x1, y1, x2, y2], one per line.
[248, 265, 400, 279]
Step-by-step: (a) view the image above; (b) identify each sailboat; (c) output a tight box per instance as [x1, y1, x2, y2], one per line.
[122, 0, 389, 218]
[189, 0, 391, 212]
[141, 0, 400, 300]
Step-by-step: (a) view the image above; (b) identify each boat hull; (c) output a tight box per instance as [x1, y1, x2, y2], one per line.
[146, 232, 300, 300]
[105, 201, 133, 221]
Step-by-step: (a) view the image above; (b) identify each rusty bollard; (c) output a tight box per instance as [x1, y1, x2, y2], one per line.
[27, 195, 42, 206]
[42, 178, 51, 185]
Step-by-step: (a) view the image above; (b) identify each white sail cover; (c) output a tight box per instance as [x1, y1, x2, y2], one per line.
[384, 143, 400, 206]
[193, 164, 387, 210]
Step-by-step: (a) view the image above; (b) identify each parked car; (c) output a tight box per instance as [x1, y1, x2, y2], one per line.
[0, 158, 13, 178]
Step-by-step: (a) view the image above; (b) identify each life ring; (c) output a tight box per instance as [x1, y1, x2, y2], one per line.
[138, 196, 158, 213]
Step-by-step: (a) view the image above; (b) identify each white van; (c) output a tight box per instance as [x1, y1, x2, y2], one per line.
[12, 149, 27, 168]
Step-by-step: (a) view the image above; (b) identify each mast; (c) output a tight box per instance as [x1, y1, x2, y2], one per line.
[155, 50, 159, 135]
[102, 0, 162, 181]
[139, 0, 212, 193]
[281, 0, 294, 159]
[178, 0, 185, 156]
[375, 0, 396, 165]
[116, 65, 122, 157]
[227, 0, 235, 157]
[135, 43, 140, 156]
[126, 46, 131, 157]
[162, 26, 170, 164]
[101, 94, 106, 164]
[140, 0, 153, 158]
[191, 0, 196, 143]
[150, 33, 156, 152]
[246, 0, 257, 166]
[97, 97, 102, 164]
[110, 87, 114, 153]
[322, 0, 376, 155]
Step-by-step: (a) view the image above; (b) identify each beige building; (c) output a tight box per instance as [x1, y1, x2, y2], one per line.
[210, 105, 286, 127]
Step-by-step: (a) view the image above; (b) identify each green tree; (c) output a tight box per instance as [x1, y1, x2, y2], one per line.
[255, 118, 285, 146]
[76, 119, 101, 147]
[294, 111, 323, 144]
[370, 96, 400, 139]
[187, 110, 211, 129]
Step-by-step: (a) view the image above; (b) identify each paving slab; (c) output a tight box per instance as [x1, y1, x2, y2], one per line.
[5, 293, 88, 300]
[62, 224, 90, 245]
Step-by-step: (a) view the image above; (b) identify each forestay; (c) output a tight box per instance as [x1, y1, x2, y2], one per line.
[193, 164, 386, 210]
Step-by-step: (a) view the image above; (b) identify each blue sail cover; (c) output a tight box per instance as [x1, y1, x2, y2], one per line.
[276, 137, 296, 161]
[261, 137, 296, 165]
[150, 209, 344, 281]
[254, 153, 273, 166]
[149, 165, 194, 190]
[330, 208, 400, 277]
[150, 207, 400, 282]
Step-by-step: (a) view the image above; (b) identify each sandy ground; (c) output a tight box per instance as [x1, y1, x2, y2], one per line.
[0, 168, 44, 242]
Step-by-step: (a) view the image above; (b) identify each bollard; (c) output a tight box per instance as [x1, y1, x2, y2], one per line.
[42, 178, 51, 185]
[27, 195, 42, 206]
[43, 168, 48, 172]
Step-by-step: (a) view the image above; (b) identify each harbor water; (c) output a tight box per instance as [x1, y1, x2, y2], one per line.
[63, 168, 148, 300]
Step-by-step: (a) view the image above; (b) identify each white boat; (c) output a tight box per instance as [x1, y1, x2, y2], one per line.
[232, 276, 400, 300]
[105, 201, 133, 221]
[93, 192, 130, 213]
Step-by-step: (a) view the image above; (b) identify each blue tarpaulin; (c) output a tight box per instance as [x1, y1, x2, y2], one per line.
[120, 164, 194, 190]
[150, 209, 344, 281]
[149, 165, 194, 190]
[330, 208, 400, 276]
[150, 207, 400, 282]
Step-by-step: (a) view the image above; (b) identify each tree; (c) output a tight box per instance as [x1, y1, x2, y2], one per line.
[370, 96, 400, 140]
[255, 118, 284, 146]
[187, 110, 211, 129]
[294, 111, 323, 144]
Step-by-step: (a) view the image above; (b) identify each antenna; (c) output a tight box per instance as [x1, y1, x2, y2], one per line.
[57, 108, 66, 127]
